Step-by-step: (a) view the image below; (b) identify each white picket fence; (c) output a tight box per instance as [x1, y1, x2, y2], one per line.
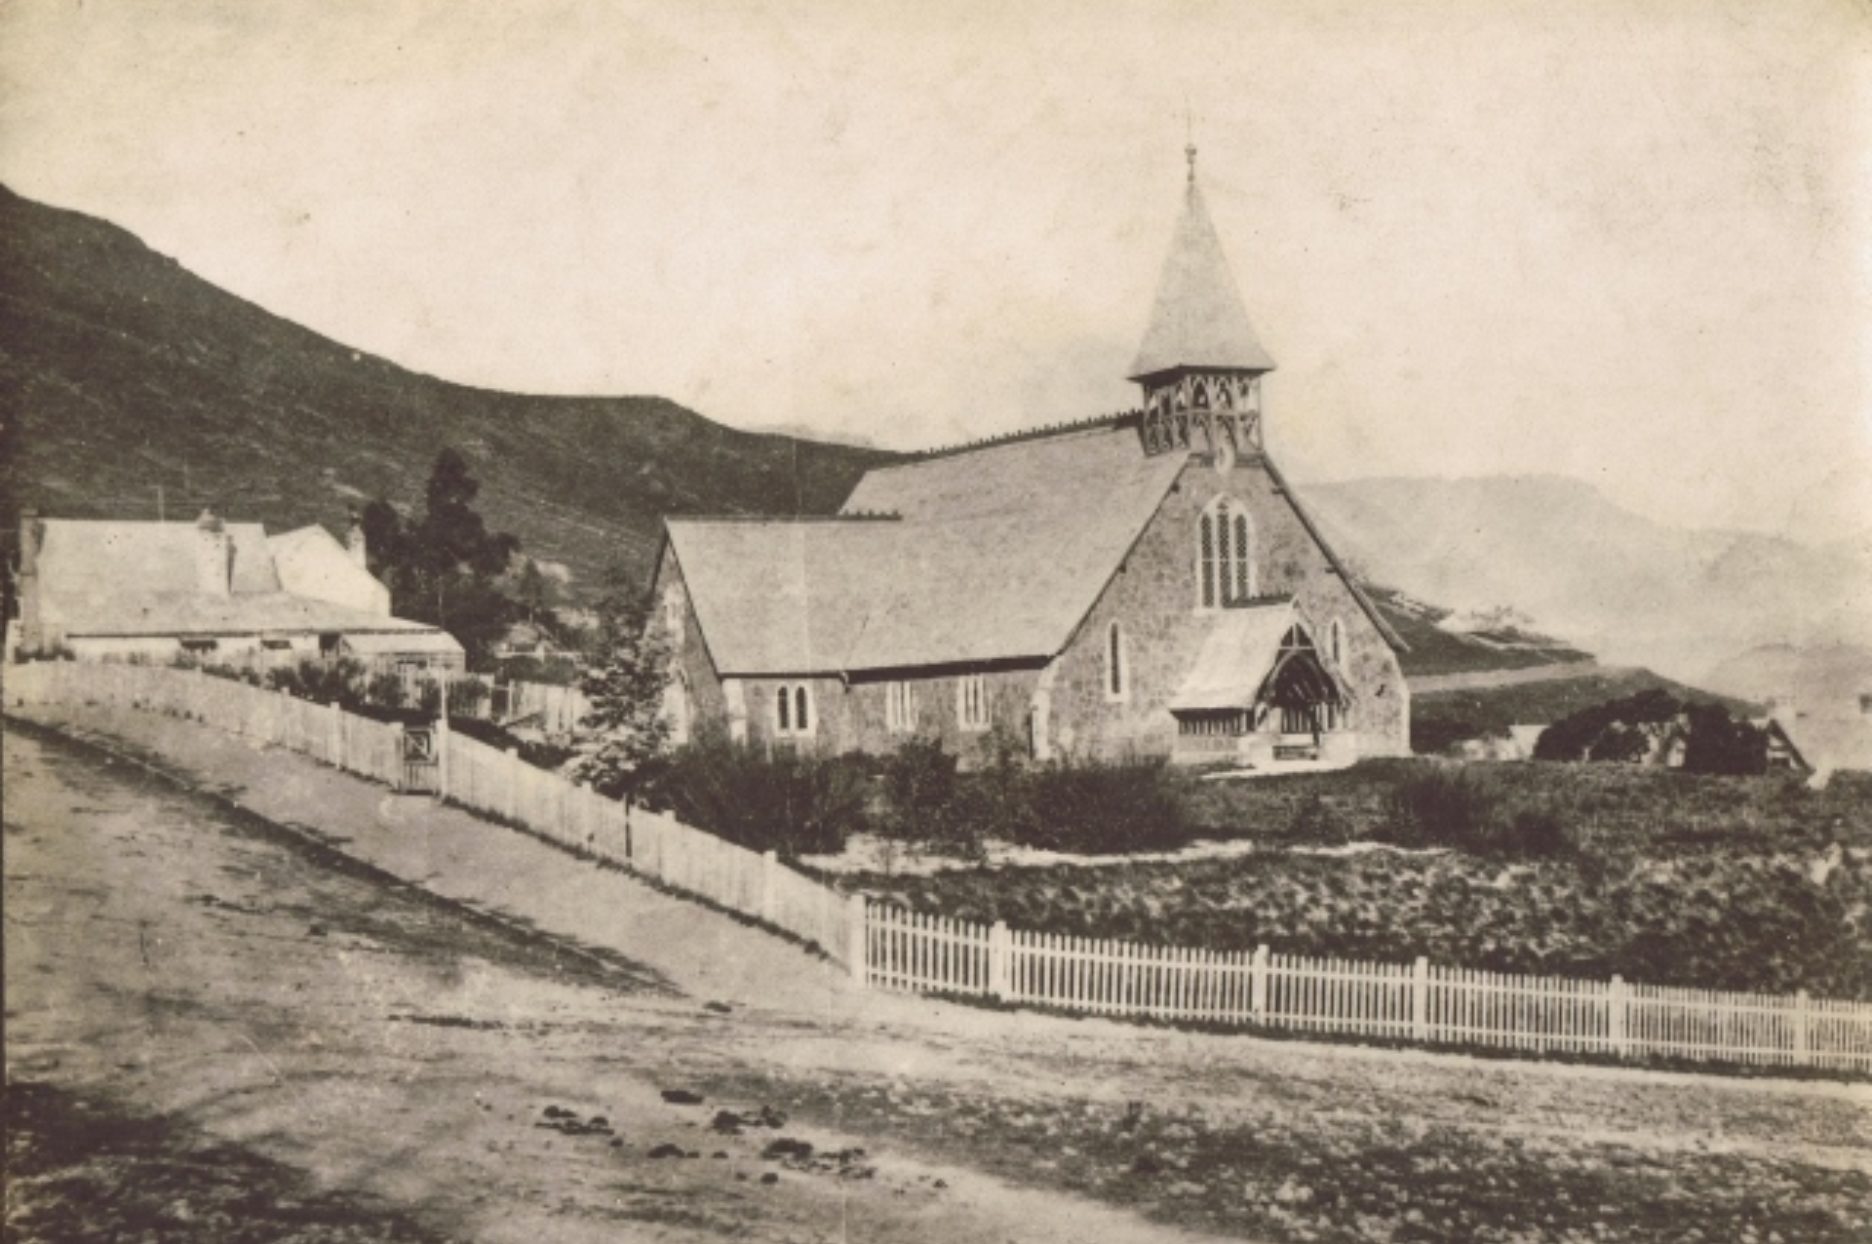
[9, 659, 1871, 1074]
[857, 906, 1872, 1072]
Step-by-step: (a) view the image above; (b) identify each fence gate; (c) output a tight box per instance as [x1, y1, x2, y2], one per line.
[400, 725, 440, 794]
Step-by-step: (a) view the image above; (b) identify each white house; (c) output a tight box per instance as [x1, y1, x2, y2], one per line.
[12, 509, 463, 674]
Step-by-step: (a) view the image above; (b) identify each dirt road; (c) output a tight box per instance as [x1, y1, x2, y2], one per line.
[6, 714, 1871, 1242]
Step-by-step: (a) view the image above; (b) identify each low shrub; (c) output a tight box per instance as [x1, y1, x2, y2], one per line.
[1376, 767, 1572, 858]
[448, 715, 576, 771]
[878, 739, 983, 858]
[1286, 793, 1355, 845]
[639, 737, 871, 857]
[265, 657, 366, 707]
[1015, 755, 1192, 855]
[1380, 768, 1496, 850]
[366, 672, 407, 708]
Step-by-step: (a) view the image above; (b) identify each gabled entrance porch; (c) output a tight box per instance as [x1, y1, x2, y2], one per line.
[1169, 603, 1356, 773]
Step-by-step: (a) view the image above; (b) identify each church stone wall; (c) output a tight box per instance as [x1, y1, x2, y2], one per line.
[649, 551, 729, 740]
[653, 449, 1407, 766]
[1047, 454, 1408, 761]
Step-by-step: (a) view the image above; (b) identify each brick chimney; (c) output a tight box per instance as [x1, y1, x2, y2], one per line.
[195, 509, 231, 597]
[345, 509, 368, 569]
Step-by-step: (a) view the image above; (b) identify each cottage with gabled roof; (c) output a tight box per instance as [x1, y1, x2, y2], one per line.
[12, 508, 463, 674]
[650, 152, 1409, 771]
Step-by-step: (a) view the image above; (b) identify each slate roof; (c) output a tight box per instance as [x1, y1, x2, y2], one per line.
[668, 425, 1187, 675]
[666, 421, 1407, 676]
[32, 518, 443, 640]
[1129, 177, 1276, 379]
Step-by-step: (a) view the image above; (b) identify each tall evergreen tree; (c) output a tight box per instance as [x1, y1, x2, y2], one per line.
[574, 564, 672, 798]
[361, 449, 520, 663]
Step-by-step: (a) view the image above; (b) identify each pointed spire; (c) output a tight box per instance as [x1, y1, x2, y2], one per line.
[1128, 165, 1275, 381]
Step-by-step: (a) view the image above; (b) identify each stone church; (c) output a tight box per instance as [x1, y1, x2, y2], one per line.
[649, 155, 1410, 771]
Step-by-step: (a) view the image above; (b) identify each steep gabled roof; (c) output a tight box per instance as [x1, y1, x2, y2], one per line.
[666, 425, 1187, 674]
[1172, 600, 1298, 710]
[1129, 177, 1276, 380]
[666, 421, 1405, 675]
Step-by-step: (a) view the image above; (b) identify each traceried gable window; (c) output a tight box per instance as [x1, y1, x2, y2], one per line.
[1197, 496, 1255, 609]
[885, 680, 918, 734]
[957, 674, 990, 732]
[774, 683, 814, 737]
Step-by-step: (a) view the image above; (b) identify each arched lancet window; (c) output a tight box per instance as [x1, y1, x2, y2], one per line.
[1105, 621, 1127, 701]
[775, 683, 815, 737]
[1328, 618, 1346, 666]
[1198, 497, 1255, 608]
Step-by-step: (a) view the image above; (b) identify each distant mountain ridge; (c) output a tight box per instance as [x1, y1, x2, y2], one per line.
[1302, 474, 1872, 682]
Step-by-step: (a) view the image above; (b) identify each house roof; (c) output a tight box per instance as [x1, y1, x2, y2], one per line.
[37, 518, 279, 602]
[265, 523, 347, 568]
[668, 425, 1188, 675]
[32, 518, 442, 640]
[1129, 176, 1276, 380]
[340, 629, 465, 656]
[61, 592, 441, 639]
[1171, 601, 1299, 710]
[1776, 713, 1872, 776]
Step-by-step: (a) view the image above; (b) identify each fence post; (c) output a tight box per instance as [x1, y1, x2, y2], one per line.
[989, 921, 1011, 1000]
[327, 699, 342, 766]
[435, 713, 451, 801]
[1608, 975, 1629, 1057]
[760, 850, 778, 923]
[1794, 990, 1811, 1066]
[1412, 956, 1430, 1042]
[1251, 944, 1270, 1021]
[846, 894, 867, 986]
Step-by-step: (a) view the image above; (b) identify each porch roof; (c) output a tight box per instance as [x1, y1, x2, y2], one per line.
[1171, 602, 1296, 711]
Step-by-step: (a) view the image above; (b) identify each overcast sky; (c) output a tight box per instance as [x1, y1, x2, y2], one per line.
[3, 0, 1868, 541]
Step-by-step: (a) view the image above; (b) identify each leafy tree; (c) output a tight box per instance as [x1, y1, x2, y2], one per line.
[573, 566, 672, 798]
[361, 449, 521, 664]
[359, 499, 408, 582]
[1680, 703, 1768, 776]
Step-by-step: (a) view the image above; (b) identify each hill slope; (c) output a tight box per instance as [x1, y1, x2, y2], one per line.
[4, 184, 1600, 689]
[0, 185, 896, 594]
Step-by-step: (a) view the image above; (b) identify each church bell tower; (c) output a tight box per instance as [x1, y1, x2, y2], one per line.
[1130, 143, 1275, 461]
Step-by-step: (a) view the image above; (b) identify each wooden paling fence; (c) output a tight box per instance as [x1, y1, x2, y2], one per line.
[4, 661, 857, 966]
[9, 659, 1871, 1074]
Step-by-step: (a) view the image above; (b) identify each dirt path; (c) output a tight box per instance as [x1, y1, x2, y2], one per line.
[7, 707, 1872, 1242]
[4, 725, 1215, 1244]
